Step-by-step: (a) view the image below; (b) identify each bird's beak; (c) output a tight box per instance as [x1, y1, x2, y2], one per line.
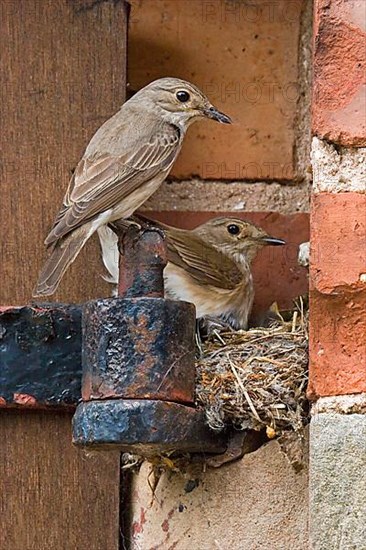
[259, 236, 286, 246]
[203, 105, 232, 124]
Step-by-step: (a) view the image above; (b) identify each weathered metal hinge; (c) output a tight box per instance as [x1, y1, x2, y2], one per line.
[0, 226, 226, 457]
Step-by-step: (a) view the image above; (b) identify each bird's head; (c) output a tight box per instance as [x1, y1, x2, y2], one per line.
[194, 217, 285, 264]
[131, 77, 232, 128]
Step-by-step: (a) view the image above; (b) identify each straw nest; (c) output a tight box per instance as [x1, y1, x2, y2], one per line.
[195, 300, 309, 469]
[120, 300, 309, 473]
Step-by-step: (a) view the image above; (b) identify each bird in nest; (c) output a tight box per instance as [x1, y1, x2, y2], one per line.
[98, 215, 285, 331]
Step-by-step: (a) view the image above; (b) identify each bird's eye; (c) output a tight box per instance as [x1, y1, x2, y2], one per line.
[227, 224, 240, 235]
[176, 90, 190, 103]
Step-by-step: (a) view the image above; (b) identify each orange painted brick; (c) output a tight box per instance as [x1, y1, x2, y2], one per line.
[313, 0, 366, 146]
[308, 289, 366, 398]
[310, 193, 366, 294]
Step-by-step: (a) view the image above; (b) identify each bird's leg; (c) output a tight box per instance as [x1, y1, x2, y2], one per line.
[194, 316, 233, 357]
[199, 315, 235, 338]
[109, 218, 141, 233]
[195, 319, 205, 358]
[108, 219, 142, 256]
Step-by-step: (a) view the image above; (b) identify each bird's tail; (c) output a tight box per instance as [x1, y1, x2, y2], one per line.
[33, 224, 92, 297]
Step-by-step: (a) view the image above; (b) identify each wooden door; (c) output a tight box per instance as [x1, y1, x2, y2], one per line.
[0, 0, 127, 304]
[0, 2, 128, 547]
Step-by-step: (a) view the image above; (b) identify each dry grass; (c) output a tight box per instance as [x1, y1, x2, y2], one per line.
[195, 300, 309, 468]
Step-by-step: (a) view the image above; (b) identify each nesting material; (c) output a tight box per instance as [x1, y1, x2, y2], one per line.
[196, 303, 309, 469]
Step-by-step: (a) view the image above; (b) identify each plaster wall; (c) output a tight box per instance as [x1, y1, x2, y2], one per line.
[130, 437, 309, 550]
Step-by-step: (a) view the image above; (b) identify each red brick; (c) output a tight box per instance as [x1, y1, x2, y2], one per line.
[310, 193, 366, 294]
[313, 0, 366, 146]
[308, 289, 366, 398]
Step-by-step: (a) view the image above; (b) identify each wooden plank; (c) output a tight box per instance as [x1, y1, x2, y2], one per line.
[0, 0, 127, 304]
[0, 6, 126, 541]
[0, 411, 121, 550]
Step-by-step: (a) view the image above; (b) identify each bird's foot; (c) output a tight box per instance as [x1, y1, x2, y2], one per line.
[197, 315, 235, 341]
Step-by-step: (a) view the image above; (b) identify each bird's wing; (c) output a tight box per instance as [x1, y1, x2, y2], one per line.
[100, 218, 243, 290]
[165, 228, 243, 290]
[45, 124, 181, 246]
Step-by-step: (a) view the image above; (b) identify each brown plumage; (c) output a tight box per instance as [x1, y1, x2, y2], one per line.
[34, 77, 231, 296]
[98, 216, 285, 329]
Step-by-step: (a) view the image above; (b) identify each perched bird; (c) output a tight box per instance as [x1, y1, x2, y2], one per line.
[98, 217, 285, 330]
[34, 77, 231, 296]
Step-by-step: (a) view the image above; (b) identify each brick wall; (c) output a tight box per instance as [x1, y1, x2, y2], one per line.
[129, 0, 312, 214]
[309, 2, 366, 547]
[309, 0, 366, 399]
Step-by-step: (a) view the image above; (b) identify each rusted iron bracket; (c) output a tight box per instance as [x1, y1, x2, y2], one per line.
[73, 400, 225, 455]
[72, 226, 227, 455]
[0, 304, 82, 408]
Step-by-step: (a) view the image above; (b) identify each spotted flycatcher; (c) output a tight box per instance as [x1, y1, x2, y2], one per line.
[99, 217, 285, 330]
[34, 77, 231, 296]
